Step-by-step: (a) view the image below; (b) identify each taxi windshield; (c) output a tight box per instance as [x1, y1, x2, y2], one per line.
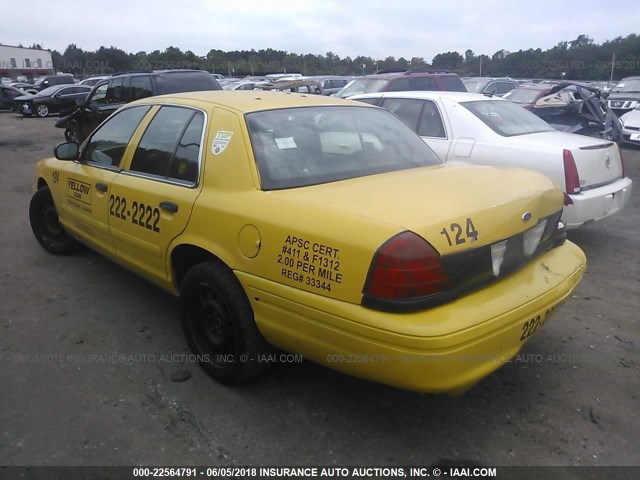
[246, 106, 441, 190]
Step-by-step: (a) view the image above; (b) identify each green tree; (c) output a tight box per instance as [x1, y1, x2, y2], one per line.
[432, 51, 463, 70]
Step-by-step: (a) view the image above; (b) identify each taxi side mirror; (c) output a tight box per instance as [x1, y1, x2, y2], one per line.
[54, 142, 79, 160]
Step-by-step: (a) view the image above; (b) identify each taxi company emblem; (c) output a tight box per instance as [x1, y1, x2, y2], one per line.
[212, 131, 233, 155]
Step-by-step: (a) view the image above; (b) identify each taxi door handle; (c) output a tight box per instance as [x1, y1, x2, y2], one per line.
[160, 201, 178, 213]
[95, 183, 108, 192]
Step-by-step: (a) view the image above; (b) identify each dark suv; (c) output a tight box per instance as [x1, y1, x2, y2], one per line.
[607, 76, 640, 116]
[56, 70, 221, 143]
[334, 70, 465, 98]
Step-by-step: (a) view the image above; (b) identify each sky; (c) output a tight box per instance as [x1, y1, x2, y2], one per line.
[3, 0, 639, 62]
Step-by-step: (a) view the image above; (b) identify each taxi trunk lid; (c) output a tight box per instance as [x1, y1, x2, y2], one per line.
[273, 164, 563, 255]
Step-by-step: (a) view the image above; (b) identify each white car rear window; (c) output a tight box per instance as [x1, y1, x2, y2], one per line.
[462, 100, 555, 136]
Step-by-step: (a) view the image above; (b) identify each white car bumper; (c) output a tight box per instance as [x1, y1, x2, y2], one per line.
[563, 177, 633, 229]
[622, 126, 640, 145]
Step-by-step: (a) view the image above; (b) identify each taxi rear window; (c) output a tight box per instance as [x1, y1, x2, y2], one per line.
[246, 106, 441, 190]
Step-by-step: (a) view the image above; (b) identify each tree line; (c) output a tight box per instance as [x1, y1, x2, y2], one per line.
[39, 33, 640, 80]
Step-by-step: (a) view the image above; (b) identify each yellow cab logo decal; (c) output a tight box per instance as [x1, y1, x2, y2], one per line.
[67, 178, 92, 205]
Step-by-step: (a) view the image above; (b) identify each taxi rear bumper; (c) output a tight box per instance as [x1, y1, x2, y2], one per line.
[237, 241, 586, 393]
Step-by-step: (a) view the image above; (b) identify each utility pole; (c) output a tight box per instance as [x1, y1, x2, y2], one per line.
[479, 56, 482, 76]
[609, 53, 615, 87]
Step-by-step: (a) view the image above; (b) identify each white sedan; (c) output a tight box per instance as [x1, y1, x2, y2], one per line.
[620, 108, 640, 146]
[351, 91, 632, 229]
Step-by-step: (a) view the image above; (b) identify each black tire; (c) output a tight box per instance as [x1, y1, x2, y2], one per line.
[180, 261, 271, 383]
[29, 186, 81, 255]
[36, 104, 49, 117]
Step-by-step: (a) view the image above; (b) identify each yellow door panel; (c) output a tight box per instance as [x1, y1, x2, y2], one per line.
[107, 105, 207, 285]
[107, 175, 201, 284]
[58, 162, 119, 254]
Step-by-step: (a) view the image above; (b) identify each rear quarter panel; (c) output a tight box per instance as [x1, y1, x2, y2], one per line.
[175, 105, 400, 305]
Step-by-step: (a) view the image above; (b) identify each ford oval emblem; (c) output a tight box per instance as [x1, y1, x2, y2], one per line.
[522, 212, 532, 222]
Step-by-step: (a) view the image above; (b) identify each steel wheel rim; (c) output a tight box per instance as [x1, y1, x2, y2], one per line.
[191, 282, 236, 368]
[38, 196, 66, 246]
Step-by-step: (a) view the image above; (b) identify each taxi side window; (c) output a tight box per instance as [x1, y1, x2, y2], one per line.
[128, 106, 203, 185]
[82, 106, 151, 167]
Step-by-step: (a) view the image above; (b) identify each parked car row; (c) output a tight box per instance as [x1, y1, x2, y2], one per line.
[12, 85, 92, 117]
[221, 75, 352, 95]
[335, 69, 466, 98]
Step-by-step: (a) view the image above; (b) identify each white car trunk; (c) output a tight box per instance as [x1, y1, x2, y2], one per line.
[511, 131, 623, 191]
[572, 142, 623, 190]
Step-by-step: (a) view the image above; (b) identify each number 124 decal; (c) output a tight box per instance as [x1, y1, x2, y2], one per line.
[440, 218, 479, 246]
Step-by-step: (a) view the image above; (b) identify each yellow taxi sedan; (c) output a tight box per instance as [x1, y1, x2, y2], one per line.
[29, 91, 586, 393]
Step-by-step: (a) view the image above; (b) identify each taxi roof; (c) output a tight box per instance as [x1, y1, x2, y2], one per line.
[132, 90, 366, 113]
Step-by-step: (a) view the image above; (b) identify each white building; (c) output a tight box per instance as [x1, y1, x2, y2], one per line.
[0, 44, 54, 80]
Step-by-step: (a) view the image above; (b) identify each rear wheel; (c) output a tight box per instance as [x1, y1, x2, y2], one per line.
[180, 261, 271, 383]
[29, 186, 81, 255]
[36, 104, 49, 117]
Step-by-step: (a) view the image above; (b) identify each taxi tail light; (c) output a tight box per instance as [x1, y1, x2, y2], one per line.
[563, 149, 581, 195]
[364, 232, 451, 301]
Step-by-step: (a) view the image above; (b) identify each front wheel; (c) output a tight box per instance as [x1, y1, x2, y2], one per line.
[36, 104, 49, 117]
[29, 186, 81, 255]
[180, 261, 271, 383]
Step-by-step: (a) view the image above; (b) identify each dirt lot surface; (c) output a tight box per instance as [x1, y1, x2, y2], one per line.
[0, 112, 638, 470]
